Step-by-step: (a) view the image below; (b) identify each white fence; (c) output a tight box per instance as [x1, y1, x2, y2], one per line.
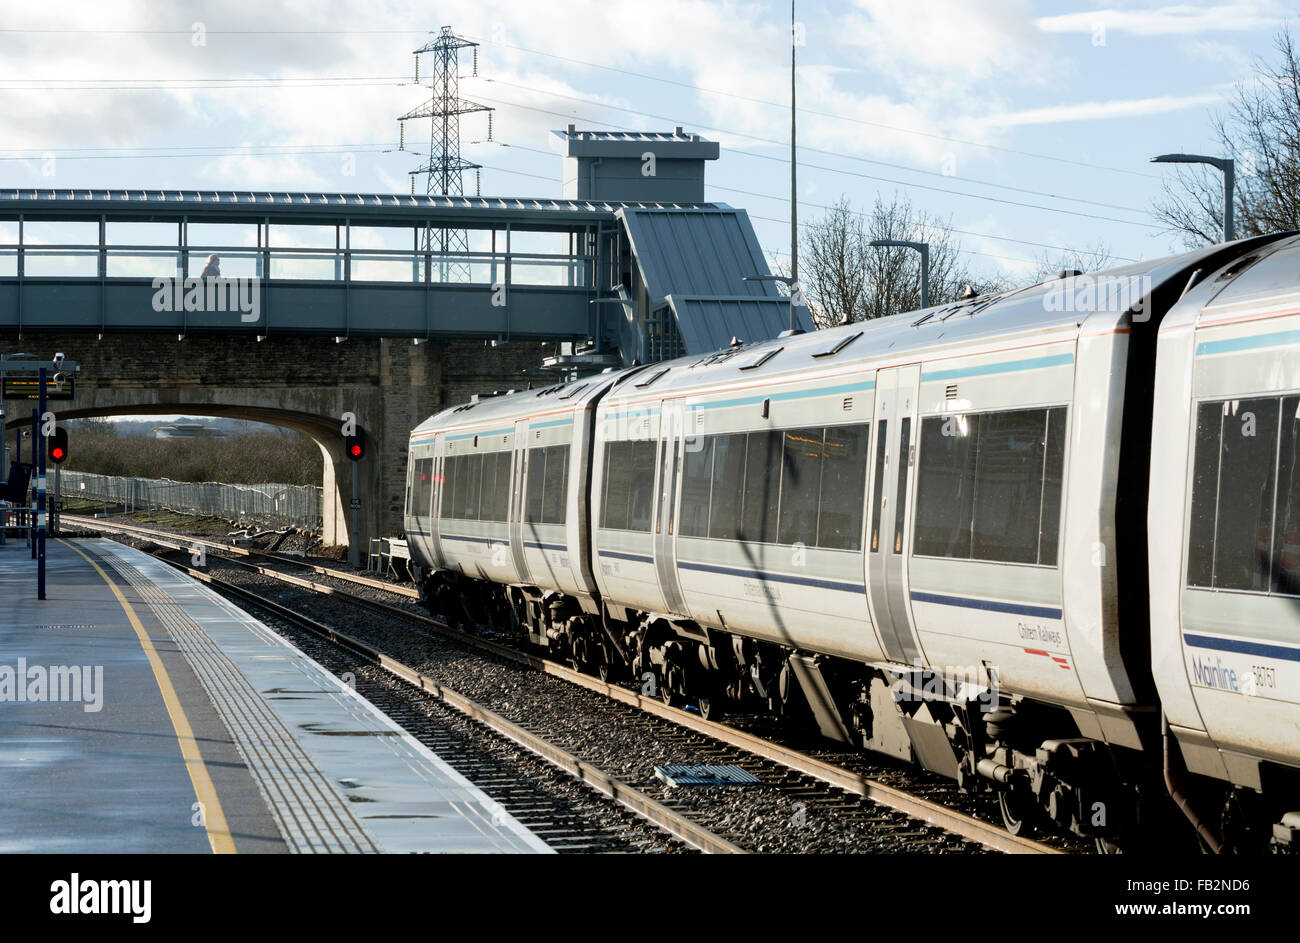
[60, 471, 322, 529]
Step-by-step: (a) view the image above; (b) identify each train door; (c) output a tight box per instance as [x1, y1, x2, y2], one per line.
[653, 399, 688, 615]
[866, 365, 924, 665]
[508, 419, 532, 584]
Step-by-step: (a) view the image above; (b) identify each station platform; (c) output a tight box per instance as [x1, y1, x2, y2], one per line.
[0, 537, 552, 854]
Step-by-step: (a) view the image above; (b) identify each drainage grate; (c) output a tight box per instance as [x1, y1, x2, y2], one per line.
[653, 765, 760, 787]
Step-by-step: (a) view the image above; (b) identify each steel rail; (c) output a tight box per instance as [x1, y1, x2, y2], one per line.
[155, 550, 746, 855]
[67, 514, 1059, 854]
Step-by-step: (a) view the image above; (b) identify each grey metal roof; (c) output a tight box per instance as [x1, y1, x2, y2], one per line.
[618, 206, 780, 299]
[665, 295, 809, 352]
[604, 234, 1294, 409]
[560, 130, 698, 143]
[0, 188, 718, 223]
[617, 206, 802, 354]
[555, 127, 719, 161]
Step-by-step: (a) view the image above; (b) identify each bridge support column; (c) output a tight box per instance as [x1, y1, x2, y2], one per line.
[319, 438, 381, 558]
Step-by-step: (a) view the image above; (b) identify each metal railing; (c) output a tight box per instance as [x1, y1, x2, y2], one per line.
[1, 243, 594, 287]
[59, 471, 322, 528]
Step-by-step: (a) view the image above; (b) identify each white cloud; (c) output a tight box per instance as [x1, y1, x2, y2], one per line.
[842, 0, 1046, 80]
[1037, 3, 1289, 36]
[981, 91, 1226, 128]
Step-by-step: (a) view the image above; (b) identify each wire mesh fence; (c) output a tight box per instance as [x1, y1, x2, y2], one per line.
[59, 471, 322, 529]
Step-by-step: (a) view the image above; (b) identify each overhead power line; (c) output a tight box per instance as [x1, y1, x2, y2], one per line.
[474, 139, 1129, 260]
[457, 33, 1162, 181]
[471, 90, 1162, 229]
[0, 25, 1162, 181]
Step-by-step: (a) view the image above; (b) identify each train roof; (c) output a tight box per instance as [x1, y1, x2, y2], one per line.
[413, 235, 1291, 436]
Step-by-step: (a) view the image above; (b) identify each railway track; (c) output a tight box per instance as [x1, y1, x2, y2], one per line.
[65, 514, 1067, 854]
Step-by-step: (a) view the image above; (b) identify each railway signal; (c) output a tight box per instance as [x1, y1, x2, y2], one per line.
[49, 427, 68, 464]
[345, 430, 365, 461]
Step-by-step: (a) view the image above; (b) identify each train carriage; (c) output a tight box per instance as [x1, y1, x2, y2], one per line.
[405, 232, 1300, 850]
[1150, 234, 1300, 849]
[406, 376, 613, 649]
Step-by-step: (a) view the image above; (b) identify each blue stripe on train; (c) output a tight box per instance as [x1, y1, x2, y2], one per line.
[909, 590, 1062, 620]
[1195, 329, 1300, 357]
[677, 560, 865, 594]
[685, 380, 875, 413]
[525, 540, 567, 552]
[1184, 633, 1300, 662]
[920, 353, 1074, 383]
[599, 549, 655, 564]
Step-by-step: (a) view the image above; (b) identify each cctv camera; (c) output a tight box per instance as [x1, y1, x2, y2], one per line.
[53, 352, 65, 366]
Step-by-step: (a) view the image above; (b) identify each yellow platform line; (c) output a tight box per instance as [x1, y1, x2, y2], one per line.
[60, 540, 237, 854]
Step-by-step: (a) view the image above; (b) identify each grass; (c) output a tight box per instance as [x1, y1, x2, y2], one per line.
[43, 420, 324, 486]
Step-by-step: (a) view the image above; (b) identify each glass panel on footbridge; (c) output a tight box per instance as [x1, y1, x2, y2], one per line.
[0, 221, 15, 277]
[22, 220, 98, 277]
[268, 224, 341, 280]
[105, 222, 181, 278]
[186, 223, 261, 279]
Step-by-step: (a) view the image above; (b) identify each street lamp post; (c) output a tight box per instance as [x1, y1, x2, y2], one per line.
[868, 239, 930, 310]
[1150, 153, 1235, 243]
[742, 274, 803, 332]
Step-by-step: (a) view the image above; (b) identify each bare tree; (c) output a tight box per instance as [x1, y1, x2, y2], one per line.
[797, 197, 869, 328]
[789, 193, 981, 327]
[1154, 28, 1300, 247]
[1025, 241, 1118, 285]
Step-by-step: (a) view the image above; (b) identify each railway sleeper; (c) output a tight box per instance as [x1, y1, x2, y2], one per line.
[422, 571, 1164, 849]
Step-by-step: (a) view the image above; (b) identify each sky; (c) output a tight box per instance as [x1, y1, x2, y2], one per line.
[0, 0, 1295, 288]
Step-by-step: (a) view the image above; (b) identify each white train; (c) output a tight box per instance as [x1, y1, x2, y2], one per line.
[405, 232, 1300, 852]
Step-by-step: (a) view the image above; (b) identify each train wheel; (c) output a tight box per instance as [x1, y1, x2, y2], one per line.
[999, 789, 1037, 837]
[659, 667, 687, 708]
[697, 695, 723, 721]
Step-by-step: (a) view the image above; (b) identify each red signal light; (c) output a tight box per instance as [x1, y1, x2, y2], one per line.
[349, 444, 362, 458]
[49, 427, 69, 465]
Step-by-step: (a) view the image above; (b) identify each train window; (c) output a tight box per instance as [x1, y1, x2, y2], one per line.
[1273, 396, 1300, 595]
[410, 457, 433, 519]
[1038, 408, 1067, 565]
[440, 455, 457, 519]
[460, 453, 484, 521]
[740, 430, 782, 544]
[971, 410, 1048, 564]
[708, 434, 746, 539]
[870, 421, 888, 552]
[481, 452, 512, 522]
[817, 424, 869, 551]
[600, 440, 655, 532]
[1187, 396, 1298, 593]
[541, 446, 569, 524]
[477, 453, 496, 522]
[601, 441, 631, 530]
[778, 427, 824, 547]
[526, 449, 546, 523]
[914, 406, 1067, 566]
[679, 437, 714, 538]
[627, 440, 657, 531]
[1186, 402, 1223, 587]
[914, 415, 976, 558]
[1212, 398, 1279, 591]
[892, 418, 912, 553]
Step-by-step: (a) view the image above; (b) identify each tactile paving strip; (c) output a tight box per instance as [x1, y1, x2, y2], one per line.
[99, 552, 379, 854]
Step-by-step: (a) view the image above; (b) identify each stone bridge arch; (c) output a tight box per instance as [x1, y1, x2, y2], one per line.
[3, 332, 543, 549]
